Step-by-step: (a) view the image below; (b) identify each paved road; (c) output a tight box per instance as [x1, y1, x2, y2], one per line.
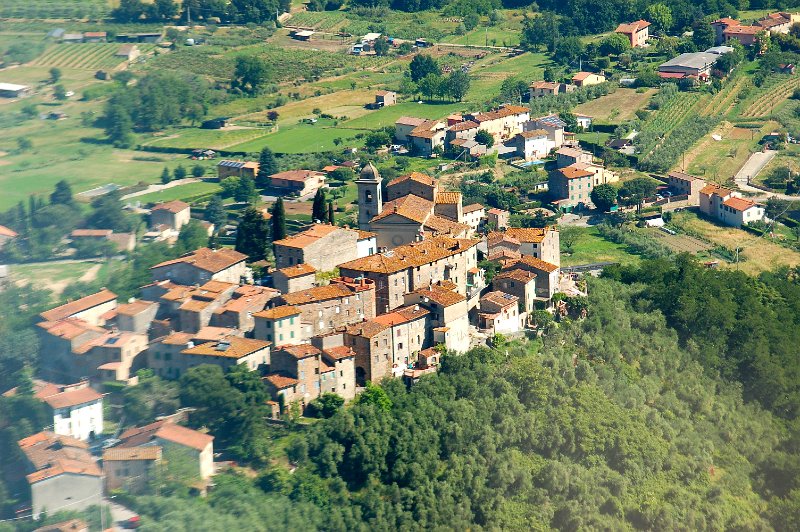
[108, 499, 138, 530]
[734, 150, 776, 193]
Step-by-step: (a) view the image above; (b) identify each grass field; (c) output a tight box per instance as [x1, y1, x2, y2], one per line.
[229, 118, 368, 153]
[684, 121, 775, 184]
[142, 127, 274, 150]
[0, 0, 110, 20]
[671, 210, 800, 274]
[574, 88, 656, 122]
[133, 181, 222, 205]
[560, 225, 640, 267]
[31, 43, 152, 70]
[342, 101, 465, 129]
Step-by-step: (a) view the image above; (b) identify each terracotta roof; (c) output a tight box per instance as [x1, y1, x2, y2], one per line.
[494, 268, 537, 284]
[424, 215, 470, 236]
[409, 122, 441, 138]
[270, 169, 325, 183]
[71, 229, 112, 238]
[339, 236, 479, 274]
[518, 129, 548, 139]
[151, 200, 190, 214]
[501, 104, 529, 114]
[530, 81, 561, 90]
[572, 71, 602, 82]
[724, 25, 761, 35]
[512, 255, 559, 273]
[182, 337, 269, 358]
[281, 284, 355, 305]
[161, 332, 195, 345]
[371, 194, 434, 224]
[39, 386, 103, 410]
[487, 208, 507, 216]
[700, 184, 733, 197]
[435, 192, 461, 204]
[263, 373, 299, 389]
[387, 172, 436, 188]
[616, 20, 651, 33]
[278, 344, 321, 359]
[357, 230, 377, 240]
[488, 249, 522, 262]
[395, 116, 428, 127]
[723, 197, 758, 211]
[151, 247, 246, 273]
[556, 146, 590, 158]
[345, 320, 390, 338]
[557, 166, 594, 179]
[103, 446, 161, 461]
[253, 305, 301, 319]
[0, 225, 18, 238]
[712, 18, 739, 26]
[449, 120, 479, 132]
[116, 299, 156, 316]
[275, 263, 316, 278]
[372, 305, 430, 326]
[322, 345, 356, 360]
[40, 289, 116, 322]
[273, 224, 350, 249]
[18, 432, 100, 484]
[502, 227, 554, 244]
[481, 290, 519, 308]
[463, 203, 485, 214]
[193, 326, 240, 342]
[412, 285, 466, 306]
[119, 420, 213, 451]
[668, 171, 702, 182]
[37, 318, 105, 340]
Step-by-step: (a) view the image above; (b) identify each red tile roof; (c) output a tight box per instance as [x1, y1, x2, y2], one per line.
[339, 236, 479, 274]
[119, 420, 213, 451]
[40, 289, 116, 322]
[0, 225, 18, 238]
[275, 263, 316, 278]
[278, 344, 321, 359]
[181, 337, 270, 359]
[512, 255, 559, 273]
[103, 446, 161, 461]
[253, 305, 301, 319]
[270, 170, 324, 183]
[38, 386, 103, 409]
[151, 200, 190, 214]
[150, 247, 246, 273]
[722, 197, 758, 211]
[263, 373, 299, 389]
[616, 20, 651, 34]
[372, 305, 430, 326]
[322, 345, 356, 360]
[387, 171, 436, 188]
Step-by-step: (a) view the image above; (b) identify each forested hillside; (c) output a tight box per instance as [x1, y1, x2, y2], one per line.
[125, 274, 800, 530]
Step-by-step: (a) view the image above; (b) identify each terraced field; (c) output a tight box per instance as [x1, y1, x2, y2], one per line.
[698, 76, 746, 117]
[742, 75, 800, 118]
[0, 0, 109, 20]
[31, 43, 148, 70]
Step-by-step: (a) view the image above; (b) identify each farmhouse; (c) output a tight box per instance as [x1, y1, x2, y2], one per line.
[571, 72, 606, 87]
[477, 291, 520, 335]
[18, 432, 103, 519]
[615, 19, 651, 47]
[529, 81, 574, 99]
[711, 18, 740, 45]
[103, 446, 161, 493]
[83, 31, 107, 42]
[0, 82, 30, 98]
[755, 12, 800, 34]
[407, 120, 448, 156]
[395, 116, 428, 142]
[217, 160, 258, 179]
[513, 129, 554, 161]
[723, 25, 762, 47]
[0, 224, 18, 248]
[269, 170, 326, 196]
[290, 30, 314, 41]
[668, 171, 706, 205]
[463, 104, 530, 144]
[374, 90, 396, 107]
[700, 185, 765, 227]
[549, 165, 595, 211]
[151, 200, 191, 231]
[39, 288, 117, 326]
[658, 52, 719, 80]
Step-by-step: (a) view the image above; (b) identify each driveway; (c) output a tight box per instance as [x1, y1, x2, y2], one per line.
[107, 499, 138, 530]
[734, 150, 776, 193]
[121, 178, 200, 201]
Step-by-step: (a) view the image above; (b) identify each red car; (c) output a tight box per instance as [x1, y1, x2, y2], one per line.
[123, 516, 141, 529]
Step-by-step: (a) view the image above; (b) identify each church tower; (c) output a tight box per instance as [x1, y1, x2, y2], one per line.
[357, 162, 382, 230]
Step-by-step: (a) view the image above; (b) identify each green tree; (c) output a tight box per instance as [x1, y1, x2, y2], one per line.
[231, 55, 269, 95]
[618, 177, 657, 211]
[599, 33, 630, 56]
[161, 167, 172, 184]
[49, 67, 61, 84]
[16, 137, 32, 153]
[645, 3, 673, 34]
[365, 131, 392, 151]
[409, 54, 440, 82]
[311, 189, 327, 222]
[235, 207, 270, 260]
[271, 197, 286, 241]
[692, 21, 716, 49]
[87, 190, 136, 232]
[177, 219, 210, 253]
[104, 101, 134, 147]
[49, 180, 73, 206]
[256, 147, 278, 187]
[327, 200, 334, 224]
[173, 164, 187, 180]
[357, 381, 392, 411]
[418, 73, 443, 101]
[205, 195, 226, 230]
[192, 165, 206, 178]
[559, 225, 582, 254]
[553, 36, 584, 66]
[373, 37, 390, 56]
[306, 393, 344, 418]
[475, 129, 494, 148]
[590, 183, 617, 211]
[446, 70, 470, 101]
[235, 176, 257, 203]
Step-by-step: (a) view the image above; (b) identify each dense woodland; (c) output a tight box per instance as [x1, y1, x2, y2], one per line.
[3, 263, 796, 529]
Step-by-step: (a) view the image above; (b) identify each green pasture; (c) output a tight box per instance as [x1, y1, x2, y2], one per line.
[133, 181, 222, 205]
[229, 118, 368, 154]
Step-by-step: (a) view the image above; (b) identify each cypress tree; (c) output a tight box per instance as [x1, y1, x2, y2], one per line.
[312, 189, 327, 222]
[327, 200, 334, 225]
[256, 147, 278, 187]
[271, 197, 286, 241]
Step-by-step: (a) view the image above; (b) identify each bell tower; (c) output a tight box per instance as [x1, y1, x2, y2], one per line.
[357, 162, 382, 230]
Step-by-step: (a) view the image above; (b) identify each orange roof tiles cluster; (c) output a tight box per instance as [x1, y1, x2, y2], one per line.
[151, 247, 246, 274]
[412, 284, 466, 306]
[277, 344, 321, 359]
[371, 194, 435, 224]
[280, 283, 367, 306]
[119, 419, 213, 451]
[339, 236, 479, 274]
[530, 81, 561, 89]
[615, 20, 651, 33]
[518, 129, 549, 139]
[269, 170, 324, 182]
[448, 120, 479, 132]
[723, 197, 758, 211]
[557, 166, 594, 180]
[263, 373, 299, 389]
[38, 386, 103, 410]
[253, 305, 301, 320]
[700, 184, 734, 197]
[0, 225, 18, 238]
[387, 172, 436, 188]
[37, 318, 106, 340]
[481, 290, 519, 308]
[40, 289, 116, 322]
[435, 192, 461, 204]
[182, 337, 270, 359]
[103, 446, 162, 461]
[275, 263, 316, 278]
[502, 227, 554, 244]
[18, 431, 101, 484]
[273, 224, 358, 249]
[463, 203, 485, 213]
[372, 305, 430, 326]
[494, 268, 537, 283]
[151, 200, 190, 213]
[322, 345, 356, 360]
[512, 255, 560, 273]
[116, 299, 157, 316]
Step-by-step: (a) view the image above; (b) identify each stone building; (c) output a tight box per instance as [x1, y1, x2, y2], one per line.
[272, 263, 317, 295]
[210, 284, 278, 332]
[403, 282, 471, 353]
[252, 306, 302, 346]
[493, 268, 538, 315]
[501, 227, 561, 267]
[275, 277, 376, 341]
[103, 446, 161, 493]
[339, 236, 480, 315]
[150, 247, 248, 285]
[114, 299, 158, 334]
[150, 200, 191, 231]
[478, 291, 521, 334]
[117, 420, 215, 480]
[39, 289, 117, 327]
[273, 224, 377, 272]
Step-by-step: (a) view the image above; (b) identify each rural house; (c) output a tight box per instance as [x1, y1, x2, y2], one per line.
[269, 170, 326, 196]
[0, 224, 18, 248]
[615, 19, 651, 47]
[115, 44, 140, 61]
[571, 72, 606, 87]
[529, 81, 574, 99]
[217, 160, 259, 179]
[103, 446, 161, 493]
[150, 200, 191, 231]
[404, 282, 471, 352]
[477, 291, 520, 334]
[668, 171, 707, 205]
[273, 224, 377, 272]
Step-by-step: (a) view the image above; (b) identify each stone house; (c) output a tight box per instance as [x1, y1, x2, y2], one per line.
[150, 200, 191, 231]
[176, 281, 239, 333]
[487, 208, 510, 230]
[178, 337, 271, 374]
[572, 72, 606, 87]
[150, 247, 248, 285]
[723, 25, 762, 46]
[668, 171, 706, 205]
[513, 129, 555, 161]
[464, 104, 530, 144]
[0, 224, 18, 249]
[114, 299, 158, 334]
[700, 185, 765, 227]
[549, 165, 595, 210]
[462, 203, 485, 233]
[210, 285, 278, 332]
[18, 432, 102, 519]
[504, 255, 560, 300]
[499, 227, 560, 266]
[36, 319, 107, 383]
[276, 277, 377, 341]
[408, 120, 448, 156]
[217, 160, 259, 179]
[445, 120, 479, 144]
[273, 224, 375, 272]
[103, 446, 161, 493]
[344, 304, 429, 385]
[74, 331, 149, 386]
[699, 184, 735, 217]
[386, 172, 438, 201]
[395, 116, 429, 143]
[403, 283, 470, 353]
[375, 90, 396, 106]
[39, 289, 117, 327]
[556, 147, 593, 168]
[616, 19, 651, 47]
[493, 268, 538, 315]
[117, 420, 214, 480]
[477, 291, 521, 334]
[529, 81, 574, 99]
[269, 170, 326, 197]
[252, 306, 302, 346]
[339, 236, 480, 315]
[367, 194, 470, 249]
[272, 263, 317, 295]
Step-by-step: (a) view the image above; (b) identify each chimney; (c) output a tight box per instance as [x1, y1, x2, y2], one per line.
[187, 341, 194, 349]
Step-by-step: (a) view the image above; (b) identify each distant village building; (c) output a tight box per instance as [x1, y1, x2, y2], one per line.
[150, 200, 191, 231]
[217, 160, 258, 179]
[269, 170, 326, 196]
[487, 208, 510, 230]
[103, 446, 161, 493]
[0, 82, 30, 98]
[529, 81, 574, 99]
[149, 247, 248, 285]
[374, 90, 396, 107]
[571, 72, 606, 87]
[615, 19, 651, 47]
[668, 171, 707, 205]
[272, 263, 317, 294]
[273, 224, 376, 271]
[115, 44, 140, 61]
[462, 203, 485, 233]
[477, 291, 520, 335]
[699, 184, 765, 228]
